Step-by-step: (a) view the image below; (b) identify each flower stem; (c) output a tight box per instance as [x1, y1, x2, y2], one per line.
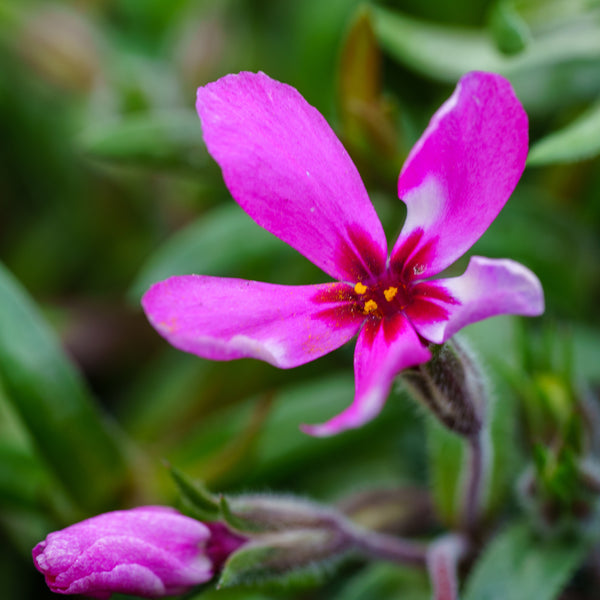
[427, 534, 469, 600]
[344, 523, 428, 566]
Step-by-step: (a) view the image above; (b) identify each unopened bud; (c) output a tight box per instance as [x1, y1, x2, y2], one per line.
[221, 493, 341, 534]
[402, 338, 488, 437]
[17, 5, 102, 93]
[33, 507, 216, 599]
[218, 527, 346, 588]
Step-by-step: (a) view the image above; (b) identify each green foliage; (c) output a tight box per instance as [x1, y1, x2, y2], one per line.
[0, 263, 130, 512]
[79, 110, 214, 171]
[336, 563, 429, 600]
[528, 101, 600, 165]
[463, 523, 589, 600]
[1, 0, 600, 598]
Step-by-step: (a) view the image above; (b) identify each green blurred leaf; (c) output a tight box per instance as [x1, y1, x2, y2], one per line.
[464, 522, 588, 600]
[188, 588, 278, 600]
[372, 5, 600, 112]
[528, 100, 600, 165]
[372, 6, 504, 82]
[168, 369, 425, 498]
[337, 563, 429, 600]
[0, 444, 49, 510]
[426, 417, 464, 527]
[79, 110, 213, 171]
[0, 507, 56, 557]
[129, 203, 289, 302]
[189, 589, 278, 600]
[0, 262, 130, 511]
[489, 0, 530, 55]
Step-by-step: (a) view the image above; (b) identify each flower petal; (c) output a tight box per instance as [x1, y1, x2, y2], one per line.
[196, 71, 387, 282]
[411, 256, 544, 344]
[142, 275, 364, 369]
[302, 315, 431, 436]
[391, 72, 528, 278]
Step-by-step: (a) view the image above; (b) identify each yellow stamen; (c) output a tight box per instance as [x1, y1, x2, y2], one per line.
[383, 286, 398, 302]
[364, 299, 378, 314]
[354, 282, 368, 295]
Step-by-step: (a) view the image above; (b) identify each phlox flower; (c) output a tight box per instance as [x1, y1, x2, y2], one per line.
[32, 507, 240, 598]
[142, 71, 543, 436]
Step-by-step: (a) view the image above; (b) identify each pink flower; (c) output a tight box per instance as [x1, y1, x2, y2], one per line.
[32, 507, 241, 598]
[142, 71, 543, 437]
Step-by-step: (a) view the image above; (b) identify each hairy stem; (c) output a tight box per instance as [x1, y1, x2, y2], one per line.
[344, 523, 428, 566]
[427, 534, 469, 600]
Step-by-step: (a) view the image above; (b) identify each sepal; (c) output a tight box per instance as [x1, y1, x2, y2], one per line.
[219, 494, 341, 534]
[402, 337, 488, 438]
[168, 464, 220, 521]
[218, 528, 347, 589]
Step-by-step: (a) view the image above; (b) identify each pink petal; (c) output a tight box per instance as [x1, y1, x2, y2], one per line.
[302, 315, 431, 436]
[391, 72, 528, 278]
[411, 256, 544, 344]
[197, 71, 387, 282]
[142, 275, 364, 369]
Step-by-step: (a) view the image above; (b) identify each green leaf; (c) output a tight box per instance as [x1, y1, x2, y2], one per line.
[218, 530, 343, 589]
[168, 465, 220, 521]
[0, 263, 129, 511]
[489, 0, 530, 55]
[0, 444, 49, 509]
[426, 417, 464, 528]
[463, 523, 588, 600]
[371, 5, 600, 112]
[129, 203, 289, 302]
[528, 101, 600, 165]
[372, 6, 504, 82]
[337, 563, 429, 600]
[79, 110, 214, 171]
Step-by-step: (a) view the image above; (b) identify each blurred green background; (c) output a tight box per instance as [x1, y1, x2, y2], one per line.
[1, 0, 599, 598]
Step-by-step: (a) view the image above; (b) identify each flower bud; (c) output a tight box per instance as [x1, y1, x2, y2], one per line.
[402, 338, 487, 438]
[17, 5, 102, 93]
[33, 506, 215, 599]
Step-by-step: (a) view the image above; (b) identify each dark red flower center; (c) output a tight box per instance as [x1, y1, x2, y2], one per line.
[352, 275, 414, 320]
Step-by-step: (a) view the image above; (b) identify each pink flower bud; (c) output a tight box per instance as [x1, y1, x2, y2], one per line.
[32, 506, 214, 599]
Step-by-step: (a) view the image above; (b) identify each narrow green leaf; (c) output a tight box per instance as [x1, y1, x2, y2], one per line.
[528, 101, 600, 165]
[78, 110, 214, 171]
[371, 5, 600, 112]
[489, 0, 530, 55]
[0, 444, 49, 510]
[463, 522, 588, 600]
[129, 203, 287, 302]
[219, 495, 268, 534]
[0, 263, 129, 511]
[168, 466, 220, 521]
[337, 563, 429, 600]
[371, 7, 504, 82]
[426, 417, 464, 528]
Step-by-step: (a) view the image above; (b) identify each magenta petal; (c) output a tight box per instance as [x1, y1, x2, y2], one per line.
[302, 316, 431, 436]
[142, 275, 364, 369]
[412, 256, 544, 344]
[392, 72, 528, 278]
[196, 71, 387, 281]
[32, 507, 212, 599]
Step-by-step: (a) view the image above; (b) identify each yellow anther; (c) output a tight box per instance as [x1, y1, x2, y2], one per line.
[383, 286, 398, 302]
[364, 299, 378, 314]
[354, 282, 367, 295]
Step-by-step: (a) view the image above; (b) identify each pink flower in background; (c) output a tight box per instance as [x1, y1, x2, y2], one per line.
[32, 506, 243, 598]
[142, 71, 544, 437]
